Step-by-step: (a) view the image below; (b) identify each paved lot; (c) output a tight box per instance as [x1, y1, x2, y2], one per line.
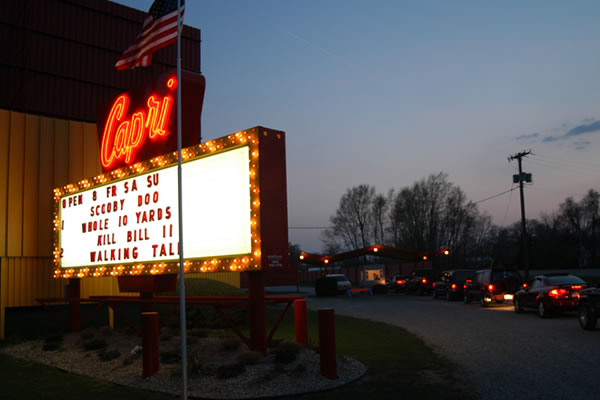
[300, 291, 600, 400]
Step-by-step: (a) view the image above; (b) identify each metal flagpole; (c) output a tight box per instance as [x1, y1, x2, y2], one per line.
[198, 29, 202, 143]
[176, 0, 188, 399]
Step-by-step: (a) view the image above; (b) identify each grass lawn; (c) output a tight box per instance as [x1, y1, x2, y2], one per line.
[0, 353, 175, 400]
[0, 279, 478, 400]
[268, 310, 477, 400]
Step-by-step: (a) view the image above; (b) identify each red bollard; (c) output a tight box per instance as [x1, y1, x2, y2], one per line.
[294, 299, 308, 345]
[68, 278, 81, 332]
[142, 312, 159, 377]
[318, 308, 337, 379]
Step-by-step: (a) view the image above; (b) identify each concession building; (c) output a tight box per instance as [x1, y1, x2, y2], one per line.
[0, 0, 223, 339]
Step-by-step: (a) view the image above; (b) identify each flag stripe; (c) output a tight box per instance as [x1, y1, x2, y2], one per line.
[118, 16, 183, 61]
[116, 18, 183, 69]
[115, 2, 184, 71]
[115, 10, 183, 68]
[130, 10, 182, 54]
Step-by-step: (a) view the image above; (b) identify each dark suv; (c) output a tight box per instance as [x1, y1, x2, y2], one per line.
[433, 269, 474, 301]
[463, 269, 523, 307]
[406, 270, 437, 295]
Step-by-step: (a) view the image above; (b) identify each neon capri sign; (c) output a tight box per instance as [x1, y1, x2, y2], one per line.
[100, 78, 175, 169]
[96, 70, 205, 172]
[54, 127, 289, 279]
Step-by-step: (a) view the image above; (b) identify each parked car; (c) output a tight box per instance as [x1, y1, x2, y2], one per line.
[406, 270, 438, 295]
[579, 287, 600, 330]
[463, 268, 523, 306]
[386, 275, 408, 292]
[513, 273, 588, 318]
[433, 270, 474, 301]
[326, 274, 352, 293]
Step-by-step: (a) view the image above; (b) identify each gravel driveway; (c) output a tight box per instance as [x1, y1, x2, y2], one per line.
[302, 292, 600, 400]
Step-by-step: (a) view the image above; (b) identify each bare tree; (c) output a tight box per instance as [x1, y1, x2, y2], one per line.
[440, 186, 476, 265]
[388, 172, 451, 251]
[371, 192, 389, 245]
[581, 190, 600, 266]
[322, 184, 376, 251]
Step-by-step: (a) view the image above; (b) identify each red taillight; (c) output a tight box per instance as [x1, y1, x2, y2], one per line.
[451, 283, 457, 289]
[549, 288, 568, 297]
[571, 285, 583, 290]
[466, 279, 472, 283]
[463, 284, 467, 289]
[422, 278, 427, 284]
[432, 282, 436, 287]
[523, 283, 528, 288]
[397, 280, 404, 285]
[488, 284, 494, 292]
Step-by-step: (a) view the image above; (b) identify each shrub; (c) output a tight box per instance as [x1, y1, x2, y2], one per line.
[219, 336, 241, 352]
[274, 341, 301, 364]
[188, 351, 214, 376]
[43, 341, 62, 351]
[187, 306, 247, 330]
[99, 326, 113, 337]
[315, 277, 338, 296]
[189, 328, 208, 338]
[160, 332, 172, 342]
[80, 329, 95, 340]
[42, 334, 63, 352]
[295, 363, 307, 373]
[98, 349, 120, 362]
[216, 363, 245, 379]
[236, 351, 262, 366]
[83, 338, 107, 351]
[160, 350, 181, 364]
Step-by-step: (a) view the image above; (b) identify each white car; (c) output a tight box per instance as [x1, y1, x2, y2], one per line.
[326, 274, 352, 293]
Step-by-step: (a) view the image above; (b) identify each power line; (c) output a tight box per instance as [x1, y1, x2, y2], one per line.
[473, 186, 518, 205]
[529, 157, 600, 179]
[534, 153, 600, 169]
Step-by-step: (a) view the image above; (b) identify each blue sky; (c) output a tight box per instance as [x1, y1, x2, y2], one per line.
[114, 0, 600, 252]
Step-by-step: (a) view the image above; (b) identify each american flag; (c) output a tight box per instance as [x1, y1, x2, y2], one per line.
[115, 0, 185, 71]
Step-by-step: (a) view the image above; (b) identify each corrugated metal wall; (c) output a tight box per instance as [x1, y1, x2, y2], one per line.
[0, 0, 201, 123]
[0, 109, 101, 258]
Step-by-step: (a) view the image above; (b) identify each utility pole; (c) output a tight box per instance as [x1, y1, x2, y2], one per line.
[508, 150, 532, 281]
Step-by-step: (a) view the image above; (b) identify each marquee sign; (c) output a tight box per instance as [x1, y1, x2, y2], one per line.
[96, 69, 205, 172]
[54, 127, 289, 279]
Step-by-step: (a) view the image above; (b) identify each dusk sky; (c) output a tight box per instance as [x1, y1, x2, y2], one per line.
[114, 0, 600, 252]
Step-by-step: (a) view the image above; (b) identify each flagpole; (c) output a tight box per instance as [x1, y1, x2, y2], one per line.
[198, 29, 202, 143]
[176, 0, 188, 399]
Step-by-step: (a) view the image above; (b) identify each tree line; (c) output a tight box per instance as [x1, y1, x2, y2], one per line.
[321, 172, 600, 269]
